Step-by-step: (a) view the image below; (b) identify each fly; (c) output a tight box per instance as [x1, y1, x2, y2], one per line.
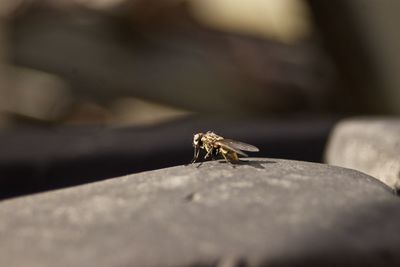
[191, 131, 259, 164]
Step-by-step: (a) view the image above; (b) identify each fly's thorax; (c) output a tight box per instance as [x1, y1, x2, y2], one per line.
[202, 132, 223, 144]
[200, 132, 223, 153]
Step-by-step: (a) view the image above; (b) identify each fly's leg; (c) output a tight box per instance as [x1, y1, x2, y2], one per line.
[204, 148, 214, 160]
[211, 147, 219, 160]
[196, 161, 204, 168]
[191, 147, 200, 164]
[197, 147, 216, 168]
[197, 148, 207, 168]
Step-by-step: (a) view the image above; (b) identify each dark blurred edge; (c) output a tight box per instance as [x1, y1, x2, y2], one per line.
[0, 116, 337, 200]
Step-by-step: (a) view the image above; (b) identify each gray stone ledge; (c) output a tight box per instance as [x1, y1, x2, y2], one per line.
[325, 118, 400, 191]
[0, 158, 399, 267]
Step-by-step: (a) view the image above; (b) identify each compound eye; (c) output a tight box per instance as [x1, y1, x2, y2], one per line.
[193, 133, 202, 146]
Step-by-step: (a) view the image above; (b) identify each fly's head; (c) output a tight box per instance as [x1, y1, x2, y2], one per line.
[193, 132, 204, 149]
[191, 132, 204, 163]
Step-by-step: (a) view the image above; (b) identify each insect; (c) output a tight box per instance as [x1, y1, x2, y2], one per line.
[191, 131, 259, 164]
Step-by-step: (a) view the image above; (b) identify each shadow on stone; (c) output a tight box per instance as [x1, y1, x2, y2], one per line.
[237, 159, 276, 169]
[217, 159, 277, 169]
[192, 159, 276, 169]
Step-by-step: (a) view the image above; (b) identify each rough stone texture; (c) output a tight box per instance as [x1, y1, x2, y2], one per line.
[325, 118, 400, 191]
[0, 158, 399, 267]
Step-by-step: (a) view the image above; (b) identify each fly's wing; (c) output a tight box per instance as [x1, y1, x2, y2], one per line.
[215, 139, 259, 157]
[221, 139, 259, 152]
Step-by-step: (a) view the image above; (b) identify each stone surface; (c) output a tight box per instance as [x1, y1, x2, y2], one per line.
[325, 118, 400, 191]
[0, 158, 399, 267]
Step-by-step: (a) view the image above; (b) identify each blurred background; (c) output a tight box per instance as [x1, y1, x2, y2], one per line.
[0, 0, 399, 198]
